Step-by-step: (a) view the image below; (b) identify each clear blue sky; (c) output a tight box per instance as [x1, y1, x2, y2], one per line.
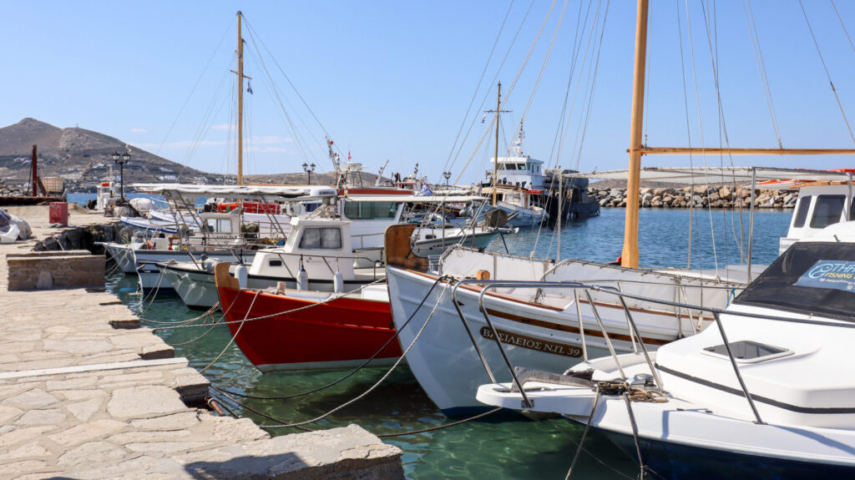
[3, 0, 855, 184]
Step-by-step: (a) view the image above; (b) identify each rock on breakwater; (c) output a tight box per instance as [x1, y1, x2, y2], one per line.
[588, 185, 797, 209]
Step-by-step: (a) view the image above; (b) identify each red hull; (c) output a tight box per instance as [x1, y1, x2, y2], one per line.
[218, 286, 402, 371]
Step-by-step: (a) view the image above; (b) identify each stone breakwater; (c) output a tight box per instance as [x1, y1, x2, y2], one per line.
[588, 185, 798, 209]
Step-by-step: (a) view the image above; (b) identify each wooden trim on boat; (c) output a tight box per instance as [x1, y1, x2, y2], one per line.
[214, 262, 239, 290]
[485, 308, 670, 346]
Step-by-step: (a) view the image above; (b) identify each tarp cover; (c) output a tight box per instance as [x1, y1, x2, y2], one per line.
[568, 167, 853, 186]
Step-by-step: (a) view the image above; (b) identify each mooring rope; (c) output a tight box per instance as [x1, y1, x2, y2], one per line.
[199, 290, 261, 375]
[216, 276, 446, 401]
[260, 282, 450, 429]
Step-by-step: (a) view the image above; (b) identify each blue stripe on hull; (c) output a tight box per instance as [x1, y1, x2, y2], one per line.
[599, 428, 855, 480]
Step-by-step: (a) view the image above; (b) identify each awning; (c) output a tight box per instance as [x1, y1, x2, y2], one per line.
[567, 167, 855, 188]
[344, 195, 487, 203]
[131, 183, 337, 200]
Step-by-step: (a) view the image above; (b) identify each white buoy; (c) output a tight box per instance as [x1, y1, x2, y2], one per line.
[297, 267, 309, 291]
[333, 271, 344, 293]
[235, 264, 248, 289]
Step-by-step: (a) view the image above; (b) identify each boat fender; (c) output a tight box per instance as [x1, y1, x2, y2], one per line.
[235, 264, 248, 289]
[476, 270, 491, 280]
[334, 271, 344, 293]
[297, 268, 309, 291]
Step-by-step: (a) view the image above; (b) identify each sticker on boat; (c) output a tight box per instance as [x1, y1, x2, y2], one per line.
[796, 259, 855, 292]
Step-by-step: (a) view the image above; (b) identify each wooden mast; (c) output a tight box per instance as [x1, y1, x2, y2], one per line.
[236, 11, 245, 186]
[486, 82, 511, 206]
[621, 0, 649, 269]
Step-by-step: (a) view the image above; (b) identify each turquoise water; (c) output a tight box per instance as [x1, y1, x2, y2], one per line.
[104, 207, 792, 479]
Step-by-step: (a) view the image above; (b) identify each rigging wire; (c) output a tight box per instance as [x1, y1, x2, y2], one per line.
[155, 17, 234, 161]
[798, 0, 855, 146]
[442, 0, 517, 173]
[831, 0, 855, 54]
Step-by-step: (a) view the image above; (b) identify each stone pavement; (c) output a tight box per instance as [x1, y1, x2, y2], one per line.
[0, 206, 403, 479]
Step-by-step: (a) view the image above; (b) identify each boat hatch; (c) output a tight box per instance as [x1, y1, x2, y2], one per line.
[702, 341, 792, 364]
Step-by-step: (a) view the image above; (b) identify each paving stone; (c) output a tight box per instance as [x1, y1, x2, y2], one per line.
[130, 412, 200, 431]
[106, 386, 187, 419]
[56, 389, 108, 401]
[57, 441, 127, 466]
[14, 408, 67, 425]
[46, 376, 98, 391]
[124, 441, 212, 454]
[47, 419, 126, 447]
[0, 426, 56, 448]
[43, 339, 114, 355]
[6, 388, 58, 407]
[0, 442, 51, 462]
[0, 460, 49, 477]
[66, 397, 105, 422]
[0, 404, 24, 423]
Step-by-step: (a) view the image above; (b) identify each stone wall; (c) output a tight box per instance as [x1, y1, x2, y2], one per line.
[7, 250, 105, 291]
[588, 185, 797, 209]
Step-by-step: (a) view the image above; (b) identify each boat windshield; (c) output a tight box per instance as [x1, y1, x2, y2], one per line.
[733, 242, 855, 321]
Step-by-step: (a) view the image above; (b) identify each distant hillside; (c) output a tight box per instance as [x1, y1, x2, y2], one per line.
[0, 118, 395, 193]
[0, 118, 219, 192]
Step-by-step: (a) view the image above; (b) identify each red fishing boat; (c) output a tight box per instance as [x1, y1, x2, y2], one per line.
[214, 263, 401, 372]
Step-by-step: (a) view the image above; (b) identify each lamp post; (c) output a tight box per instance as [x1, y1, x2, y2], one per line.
[302, 162, 316, 184]
[112, 151, 130, 202]
[443, 171, 451, 187]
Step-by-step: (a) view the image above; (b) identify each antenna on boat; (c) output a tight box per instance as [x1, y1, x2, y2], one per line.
[486, 82, 511, 207]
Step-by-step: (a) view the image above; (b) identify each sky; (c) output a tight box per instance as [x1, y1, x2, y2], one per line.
[2, 0, 855, 185]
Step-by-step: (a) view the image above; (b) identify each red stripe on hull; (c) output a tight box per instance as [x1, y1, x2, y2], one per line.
[218, 286, 402, 371]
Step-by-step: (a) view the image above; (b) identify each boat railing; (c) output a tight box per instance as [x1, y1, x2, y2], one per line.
[453, 278, 855, 421]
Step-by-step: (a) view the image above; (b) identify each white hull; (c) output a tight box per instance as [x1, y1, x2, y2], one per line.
[102, 243, 142, 274]
[136, 250, 256, 292]
[388, 266, 687, 414]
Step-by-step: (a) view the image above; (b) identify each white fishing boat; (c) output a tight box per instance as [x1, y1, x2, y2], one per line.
[386, 167, 854, 413]
[477, 221, 855, 478]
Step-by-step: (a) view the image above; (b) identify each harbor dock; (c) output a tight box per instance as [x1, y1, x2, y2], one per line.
[0, 206, 403, 479]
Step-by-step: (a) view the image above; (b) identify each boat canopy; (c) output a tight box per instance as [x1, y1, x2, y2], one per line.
[566, 167, 855, 188]
[344, 195, 487, 203]
[131, 183, 337, 200]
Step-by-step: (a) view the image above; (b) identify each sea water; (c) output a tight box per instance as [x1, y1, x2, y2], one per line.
[105, 207, 791, 479]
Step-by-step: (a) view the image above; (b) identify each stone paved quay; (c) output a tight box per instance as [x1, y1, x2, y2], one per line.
[0, 206, 403, 479]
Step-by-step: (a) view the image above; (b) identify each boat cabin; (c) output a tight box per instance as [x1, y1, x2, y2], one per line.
[780, 183, 855, 254]
[250, 217, 357, 281]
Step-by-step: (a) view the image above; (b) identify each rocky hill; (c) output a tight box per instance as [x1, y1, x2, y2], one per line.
[0, 118, 387, 193]
[0, 118, 221, 193]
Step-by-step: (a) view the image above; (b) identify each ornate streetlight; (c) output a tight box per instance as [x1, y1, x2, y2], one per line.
[112, 151, 131, 202]
[302, 162, 316, 184]
[443, 171, 451, 187]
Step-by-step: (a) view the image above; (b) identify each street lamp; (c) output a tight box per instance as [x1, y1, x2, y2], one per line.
[443, 171, 451, 187]
[302, 162, 316, 184]
[112, 151, 130, 202]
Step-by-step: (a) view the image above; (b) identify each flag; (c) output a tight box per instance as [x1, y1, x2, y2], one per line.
[481, 114, 486, 124]
[247, 81, 253, 94]
[420, 184, 433, 197]
[348, 151, 351, 161]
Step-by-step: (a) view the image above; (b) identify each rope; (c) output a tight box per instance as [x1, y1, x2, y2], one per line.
[199, 290, 261, 375]
[263, 282, 450, 429]
[831, 0, 855, 54]
[149, 278, 388, 333]
[216, 277, 444, 401]
[799, 0, 855, 146]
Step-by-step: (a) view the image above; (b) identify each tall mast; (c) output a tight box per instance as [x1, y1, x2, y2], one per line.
[485, 82, 511, 206]
[621, 0, 649, 269]
[236, 11, 245, 185]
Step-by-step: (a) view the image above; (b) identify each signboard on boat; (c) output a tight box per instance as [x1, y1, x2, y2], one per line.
[480, 327, 582, 358]
[796, 259, 855, 292]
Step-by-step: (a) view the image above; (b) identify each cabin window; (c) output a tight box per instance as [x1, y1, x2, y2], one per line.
[703, 341, 791, 363]
[205, 218, 233, 233]
[299, 227, 342, 249]
[268, 260, 283, 267]
[344, 201, 399, 220]
[518, 164, 527, 170]
[792, 196, 812, 228]
[810, 195, 845, 229]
